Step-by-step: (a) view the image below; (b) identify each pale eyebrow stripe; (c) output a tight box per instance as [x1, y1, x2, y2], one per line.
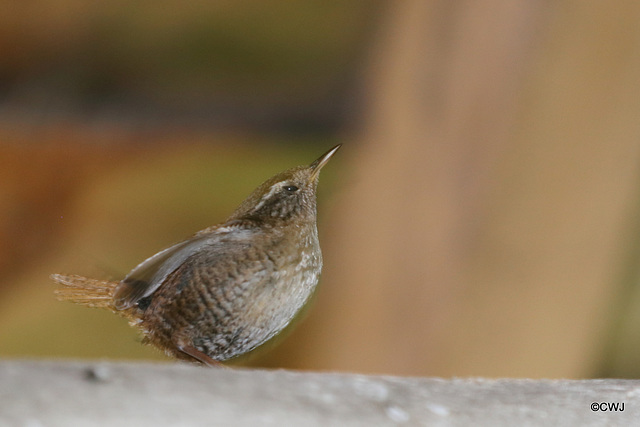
[251, 180, 289, 212]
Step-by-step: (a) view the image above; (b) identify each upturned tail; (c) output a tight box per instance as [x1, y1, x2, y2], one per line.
[52, 274, 121, 312]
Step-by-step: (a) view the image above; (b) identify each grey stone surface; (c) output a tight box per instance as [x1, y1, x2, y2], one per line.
[0, 360, 638, 426]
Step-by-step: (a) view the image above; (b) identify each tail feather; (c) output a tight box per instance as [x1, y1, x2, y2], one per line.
[52, 274, 119, 311]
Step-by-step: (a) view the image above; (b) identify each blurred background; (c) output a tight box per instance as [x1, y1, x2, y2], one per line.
[2, 0, 640, 379]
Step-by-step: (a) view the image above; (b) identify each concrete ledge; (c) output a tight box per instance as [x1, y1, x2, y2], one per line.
[1, 360, 638, 426]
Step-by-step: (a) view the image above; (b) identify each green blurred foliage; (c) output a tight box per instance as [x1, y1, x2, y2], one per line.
[1, 1, 377, 109]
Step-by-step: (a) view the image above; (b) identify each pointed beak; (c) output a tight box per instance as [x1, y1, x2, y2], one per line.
[308, 144, 341, 182]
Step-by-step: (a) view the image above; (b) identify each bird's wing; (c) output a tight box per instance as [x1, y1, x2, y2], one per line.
[113, 226, 256, 309]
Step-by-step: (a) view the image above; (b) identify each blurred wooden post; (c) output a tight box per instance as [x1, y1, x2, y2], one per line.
[265, 1, 640, 377]
[2, 360, 639, 426]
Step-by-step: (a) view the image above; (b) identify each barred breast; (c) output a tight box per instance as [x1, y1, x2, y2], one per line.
[139, 225, 321, 362]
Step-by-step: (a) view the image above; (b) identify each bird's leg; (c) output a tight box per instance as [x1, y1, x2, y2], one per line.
[179, 344, 224, 368]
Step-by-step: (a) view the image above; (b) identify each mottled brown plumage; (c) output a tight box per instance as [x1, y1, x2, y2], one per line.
[53, 144, 340, 366]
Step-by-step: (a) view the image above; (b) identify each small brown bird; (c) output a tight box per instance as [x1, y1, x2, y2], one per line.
[53, 144, 340, 366]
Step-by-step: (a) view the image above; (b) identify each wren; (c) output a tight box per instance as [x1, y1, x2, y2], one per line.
[52, 144, 340, 366]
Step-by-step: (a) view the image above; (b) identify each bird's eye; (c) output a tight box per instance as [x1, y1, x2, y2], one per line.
[284, 185, 299, 192]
